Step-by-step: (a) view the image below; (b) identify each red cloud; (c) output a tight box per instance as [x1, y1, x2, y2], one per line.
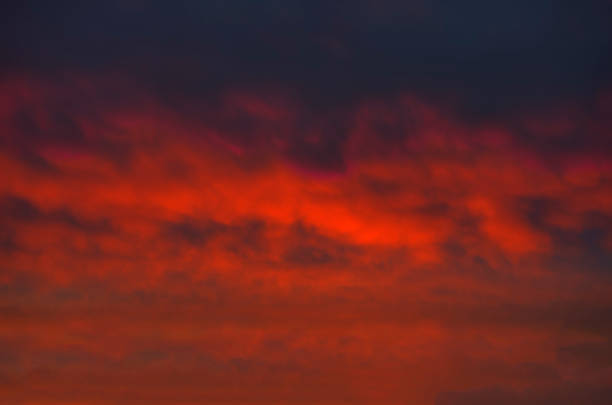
[1, 76, 611, 404]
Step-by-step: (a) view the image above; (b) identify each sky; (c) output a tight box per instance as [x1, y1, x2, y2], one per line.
[1, 1, 612, 404]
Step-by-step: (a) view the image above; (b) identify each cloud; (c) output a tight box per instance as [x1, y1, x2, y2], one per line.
[557, 341, 612, 369]
[436, 385, 612, 405]
[0, 6, 611, 400]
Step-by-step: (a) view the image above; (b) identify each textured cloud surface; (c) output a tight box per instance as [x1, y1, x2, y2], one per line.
[2, 2, 612, 404]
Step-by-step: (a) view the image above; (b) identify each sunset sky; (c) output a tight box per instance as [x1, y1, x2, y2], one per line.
[1, 1, 612, 404]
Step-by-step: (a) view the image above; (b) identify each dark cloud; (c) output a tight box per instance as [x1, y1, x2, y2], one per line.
[163, 219, 228, 246]
[0, 195, 113, 233]
[281, 222, 361, 268]
[436, 384, 612, 405]
[11, 107, 84, 143]
[557, 341, 612, 369]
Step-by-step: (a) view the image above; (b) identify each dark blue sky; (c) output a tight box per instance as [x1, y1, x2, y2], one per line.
[3, 1, 611, 114]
